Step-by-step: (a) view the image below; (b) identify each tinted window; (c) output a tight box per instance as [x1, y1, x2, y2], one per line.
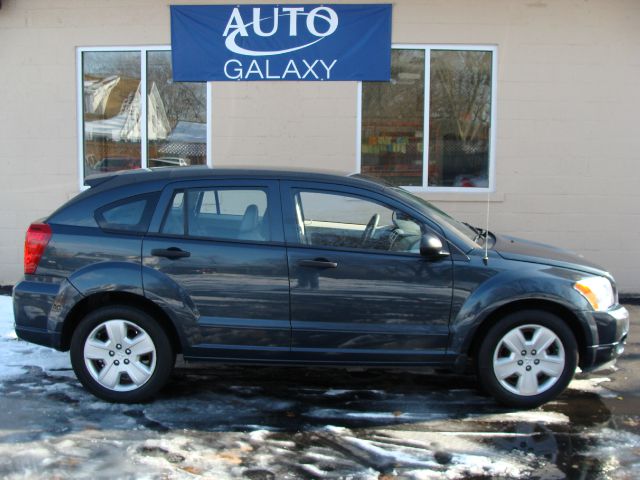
[294, 190, 423, 253]
[218, 190, 267, 216]
[161, 192, 185, 235]
[162, 187, 270, 242]
[95, 193, 157, 233]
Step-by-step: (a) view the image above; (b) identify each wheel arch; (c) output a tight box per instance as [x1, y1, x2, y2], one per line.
[60, 291, 183, 354]
[464, 299, 589, 370]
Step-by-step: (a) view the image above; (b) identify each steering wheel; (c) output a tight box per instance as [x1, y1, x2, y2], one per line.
[361, 213, 380, 247]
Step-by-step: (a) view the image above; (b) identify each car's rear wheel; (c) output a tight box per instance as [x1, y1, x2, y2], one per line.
[477, 309, 578, 408]
[70, 306, 175, 403]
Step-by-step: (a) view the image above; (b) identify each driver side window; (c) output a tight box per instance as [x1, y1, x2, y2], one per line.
[293, 190, 423, 253]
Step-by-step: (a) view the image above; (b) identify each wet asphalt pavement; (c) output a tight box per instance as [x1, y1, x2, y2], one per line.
[0, 304, 638, 479]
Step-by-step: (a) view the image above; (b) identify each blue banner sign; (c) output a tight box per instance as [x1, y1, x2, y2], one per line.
[170, 4, 392, 81]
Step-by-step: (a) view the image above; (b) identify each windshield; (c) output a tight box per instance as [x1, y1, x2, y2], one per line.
[389, 187, 486, 250]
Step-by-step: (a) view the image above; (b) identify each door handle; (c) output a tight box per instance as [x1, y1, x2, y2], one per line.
[298, 258, 338, 269]
[151, 247, 191, 259]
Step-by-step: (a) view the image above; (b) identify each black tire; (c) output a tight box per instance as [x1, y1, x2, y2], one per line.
[70, 305, 175, 403]
[477, 309, 578, 408]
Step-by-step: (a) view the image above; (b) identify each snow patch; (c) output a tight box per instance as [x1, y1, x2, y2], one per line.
[470, 410, 570, 425]
[324, 388, 352, 396]
[324, 426, 532, 480]
[248, 430, 271, 442]
[0, 295, 14, 330]
[307, 407, 447, 422]
[569, 376, 615, 396]
[583, 428, 640, 477]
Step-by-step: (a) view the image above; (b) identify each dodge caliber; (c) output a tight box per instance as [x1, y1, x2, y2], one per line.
[13, 168, 629, 407]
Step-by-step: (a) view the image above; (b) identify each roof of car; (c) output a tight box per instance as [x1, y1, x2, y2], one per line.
[85, 166, 389, 192]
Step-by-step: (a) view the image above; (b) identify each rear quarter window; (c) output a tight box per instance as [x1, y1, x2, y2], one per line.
[95, 193, 158, 233]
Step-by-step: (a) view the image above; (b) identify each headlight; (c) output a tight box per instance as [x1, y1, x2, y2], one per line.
[574, 276, 615, 311]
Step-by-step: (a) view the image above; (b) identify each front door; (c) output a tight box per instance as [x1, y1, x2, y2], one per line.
[282, 182, 453, 364]
[143, 179, 290, 360]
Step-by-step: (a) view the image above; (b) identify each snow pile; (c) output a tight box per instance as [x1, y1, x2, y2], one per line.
[0, 295, 71, 381]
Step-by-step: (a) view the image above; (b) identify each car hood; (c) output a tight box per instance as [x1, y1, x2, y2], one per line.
[493, 233, 608, 277]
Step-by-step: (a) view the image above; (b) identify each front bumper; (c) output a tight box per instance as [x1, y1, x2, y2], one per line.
[580, 304, 629, 371]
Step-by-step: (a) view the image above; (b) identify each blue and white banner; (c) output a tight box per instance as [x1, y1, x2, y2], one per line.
[170, 4, 392, 81]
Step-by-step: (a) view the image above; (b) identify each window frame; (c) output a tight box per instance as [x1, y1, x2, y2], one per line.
[76, 46, 213, 191]
[356, 44, 498, 193]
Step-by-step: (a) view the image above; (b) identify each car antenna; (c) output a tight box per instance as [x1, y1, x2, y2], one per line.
[483, 189, 490, 265]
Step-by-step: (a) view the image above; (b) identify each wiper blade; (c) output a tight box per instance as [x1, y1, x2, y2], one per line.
[463, 222, 488, 243]
[477, 230, 496, 247]
[462, 221, 481, 234]
[462, 222, 494, 246]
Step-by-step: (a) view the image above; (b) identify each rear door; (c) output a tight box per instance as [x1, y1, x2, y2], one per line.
[281, 181, 453, 364]
[142, 179, 290, 360]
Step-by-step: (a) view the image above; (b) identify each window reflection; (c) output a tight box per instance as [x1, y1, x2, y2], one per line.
[146, 51, 207, 168]
[361, 50, 425, 187]
[81, 49, 208, 182]
[83, 51, 142, 177]
[428, 50, 492, 188]
[361, 48, 494, 190]
[294, 190, 422, 253]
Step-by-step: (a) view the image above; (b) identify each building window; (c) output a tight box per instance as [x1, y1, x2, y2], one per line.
[78, 47, 209, 186]
[146, 51, 208, 168]
[360, 46, 496, 191]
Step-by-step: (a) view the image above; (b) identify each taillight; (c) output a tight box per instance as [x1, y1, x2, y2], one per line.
[24, 223, 52, 274]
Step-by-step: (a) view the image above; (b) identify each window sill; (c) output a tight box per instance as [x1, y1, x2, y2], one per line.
[414, 191, 505, 203]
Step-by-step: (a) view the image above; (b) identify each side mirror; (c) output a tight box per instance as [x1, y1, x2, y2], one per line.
[420, 233, 450, 259]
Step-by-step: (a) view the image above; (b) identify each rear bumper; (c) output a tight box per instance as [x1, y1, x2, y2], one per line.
[581, 305, 629, 371]
[14, 325, 62, 349]
[13, 277, 81, 351]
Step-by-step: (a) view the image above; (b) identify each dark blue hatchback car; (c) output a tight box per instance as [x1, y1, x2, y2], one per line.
[13, 168, 629, 407]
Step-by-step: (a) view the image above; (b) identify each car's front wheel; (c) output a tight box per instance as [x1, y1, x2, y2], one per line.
[70, 306, 175, 403]
[477, 310, 578, 408]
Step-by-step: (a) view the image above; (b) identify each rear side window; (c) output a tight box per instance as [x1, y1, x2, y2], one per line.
[162, 192, 185, 235]
[95, 193, 157, 233]
[160, 187, 270, 242]
[217, 189, 267, 215]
